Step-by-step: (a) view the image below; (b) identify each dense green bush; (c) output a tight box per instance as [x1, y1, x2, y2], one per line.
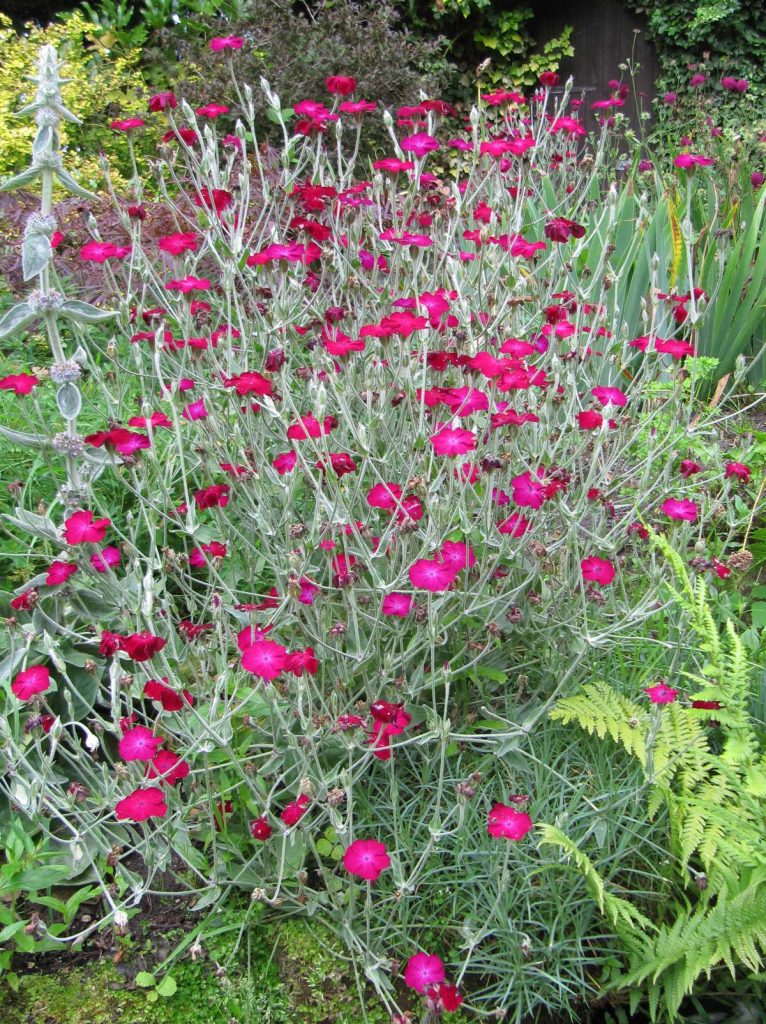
[0, 11, 150, 187]
[158, 0, 452, 157]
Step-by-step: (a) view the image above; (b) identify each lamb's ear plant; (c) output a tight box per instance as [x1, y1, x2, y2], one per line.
[0, 41, 761, 1022]
[0, 44, 115, 494]
[548, 529, 766, 1021]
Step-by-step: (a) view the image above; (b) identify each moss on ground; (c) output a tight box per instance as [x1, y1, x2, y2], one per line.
[0, 915, 391, 1024]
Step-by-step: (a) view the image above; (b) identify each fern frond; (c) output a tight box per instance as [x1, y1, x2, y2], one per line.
[536, 824, 654, 932]
[550, 682, 647, 764]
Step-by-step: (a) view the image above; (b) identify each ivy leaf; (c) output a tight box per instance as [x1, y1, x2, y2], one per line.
[134, 971, 156, 988]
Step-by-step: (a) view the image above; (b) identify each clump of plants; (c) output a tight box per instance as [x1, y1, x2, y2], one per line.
[0, 38, 762, 1023]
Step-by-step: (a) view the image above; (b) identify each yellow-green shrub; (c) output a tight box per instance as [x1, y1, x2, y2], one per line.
[0, 12, 148, 189]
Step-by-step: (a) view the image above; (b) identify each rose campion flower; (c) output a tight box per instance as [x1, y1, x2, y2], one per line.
[148, 91, 177, 112]
[539, 71, 559, 88]
[182, 399, 208, 421]
[110, 117, 145, 132]
[581, 556, 615, 585]
[369, 701, 411, 760]
[144, 678, 194, 711]
[63, 510, 111, 545]
[281, 793, 310, 826]
[644, 682, 679, 704]
[511, 472, 545, 509]
[241, 639, 288, 680]
[724, 462, 751, 483]
[342, 839, 391, 881]
[118, 726, 164, 762]
[487, 803, 534, 840]
[0, 372, 39, 395]
[400, 132, 440, 157]
[432, 984, 464, 1012]
[679, 459, 702, 478]
[409, 558, 457, 592]
[120, 632, 166, 662]
[382, 592, 414, 617]
[209, 35, 243, 51]
[592, 386, 627, 407]
[250, 816, 273, 840]
[403, 953, 446, 993]
[148, 751, 189, 786]
[80, 241, 131, 263]
[115, 787, 168, 821]
[90, 546, 121, 572]
[661, 498, 698, 521]
[159, 232, 199, 256]
[430, 425, 476, 456]
[45, 561, 78, 586]
[439, 540, 476, 572]
[165, 276, 211, 293]
[544, 217, 586, 243]
[11, 665, 51, 701]
[326, 75, 356, 95]
[578, 410, 603, 430]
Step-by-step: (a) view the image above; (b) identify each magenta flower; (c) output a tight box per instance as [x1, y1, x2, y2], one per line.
[110, 117, 145, 132]
[144, 678, 194, 711]
[578, 410, 603, 430]
[581, 557, 615, 586]
[241, 639, 288, 680]
[11, 665, 51, 701]
[182, 400, 208, 421]
[592, 386, 627, 407]
[487, 803, 534, 840]
[159, 232, 199, 256]
[281, 793, 310, 826]
[674, 153, 715, 170]
[45, 560, 78, 586]
[404, 953, 446, 993]
[250, 816, 273, 840]
[165, 276, 211, 293]
[382, 592, 414, 617]
[326, 75, 356, 95]
[497, 513, 530, 537]
[63, 510, 111, 545]
[511, 472, 545, 509]
[430, 425, 476, 456]
[148, 750, 190, 785]
[544, 217, 586, 243]
[724, 461, 751, 483]
[115, 787, 168, 822]
[0, 372, 39, 395]
[209, 35, 243, 51]
[409, 558, 457, 592]
[439, 540, 476, 572]
[644, 683, 678, 704]
[342, 839, 391, 881]
[118, 726, 164, 762]
[148, 91, 177, 112]
[80, 241, 131, 263]
[90, 546, 121, 572]
[400, 132, 440, 157]
[661, 498, 698, 521]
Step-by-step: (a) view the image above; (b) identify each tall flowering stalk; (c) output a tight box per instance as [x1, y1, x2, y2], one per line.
[0, 45, 115, 497]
